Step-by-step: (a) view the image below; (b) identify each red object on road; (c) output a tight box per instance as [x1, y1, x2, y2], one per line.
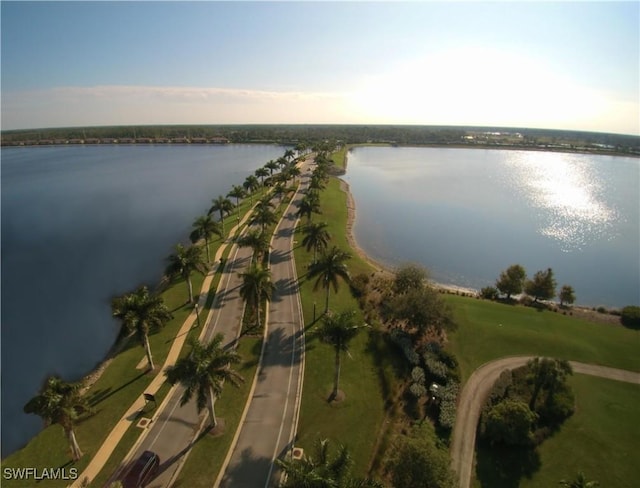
[121, 450, 160, 488]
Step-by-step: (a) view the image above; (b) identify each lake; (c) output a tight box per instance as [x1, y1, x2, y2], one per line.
[0, 143, 287, 456]
[344, 146, 639, 308]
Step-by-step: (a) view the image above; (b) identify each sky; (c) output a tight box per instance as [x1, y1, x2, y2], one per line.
[1, 1, 638, 135]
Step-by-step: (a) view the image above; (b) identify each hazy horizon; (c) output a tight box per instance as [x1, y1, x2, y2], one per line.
[2, 1, 638, 135]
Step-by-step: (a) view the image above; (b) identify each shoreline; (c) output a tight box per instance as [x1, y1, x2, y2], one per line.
[339, 177, 478, 297]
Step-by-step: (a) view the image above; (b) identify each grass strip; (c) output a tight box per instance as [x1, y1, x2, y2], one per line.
[293, 175, 398, 477]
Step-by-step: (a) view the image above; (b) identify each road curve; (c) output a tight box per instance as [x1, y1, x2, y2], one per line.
[450, 356, 640, 488]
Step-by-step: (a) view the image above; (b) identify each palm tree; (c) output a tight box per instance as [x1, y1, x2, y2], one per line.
[302, 221, 331, 263]
[165, 243, 209, 303]
[559, 472, 600, 488]
[251, 204, 278, 233]
[227, 185, 246, 221]
[239, 264, 275, 331]
[24, 376, 93, 461]
[255, 167, 269, 186]
[273, 182, 287, 204]
[277, 438, 382, 488]
[284, 148, 295, 162]
[165, 334, 243, 428]
[190, 214, 222, 263]
[243, 175, 260, 205]
[209, 195, 235, 236]
[309, 174, 327, 192]
[308, 246, 351, 313]
[317, 310, 367, 400]
[277, 156, 289, 170]
[287, 165, 301, 184]
[112, 285, 172, 370]
[264, 159, 279, 176]
[297, 194, 322, 223]
[236, 229, 270, 264]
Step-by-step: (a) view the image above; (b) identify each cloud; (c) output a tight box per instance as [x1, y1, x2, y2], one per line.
[1, 85, 352, 129]
[2, 75, 638, 134]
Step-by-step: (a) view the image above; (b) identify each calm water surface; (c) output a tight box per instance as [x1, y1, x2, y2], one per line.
[1, 144, 286, 456]
[345, 147, 639, 308]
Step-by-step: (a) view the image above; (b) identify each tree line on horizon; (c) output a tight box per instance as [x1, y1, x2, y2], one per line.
[3, 124, 639, 153]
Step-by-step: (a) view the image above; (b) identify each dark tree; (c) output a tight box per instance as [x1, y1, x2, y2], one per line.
[495, 264, 527, 299]
[524, 268, 557, 302]
[558, 285, 576, 306]
[394, 263, 428, 294]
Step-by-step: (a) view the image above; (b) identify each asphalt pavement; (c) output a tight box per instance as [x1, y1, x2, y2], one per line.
[217, 159, 311, 488]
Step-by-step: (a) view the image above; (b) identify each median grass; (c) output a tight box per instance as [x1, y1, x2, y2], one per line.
[172, 336, 262, 488]
[293, 175, 399, 477]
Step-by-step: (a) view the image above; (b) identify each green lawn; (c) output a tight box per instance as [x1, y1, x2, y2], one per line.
[446, 294, 640, 381]
[293, 176, 398, 477]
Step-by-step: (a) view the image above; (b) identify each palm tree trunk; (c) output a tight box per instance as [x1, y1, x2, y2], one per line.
[187, 276, 194, 303]
[207, 387, 218, 428]
[205, 237, 211, 263]
[325, 282, 330, 313]
[66, 427, 83, 461]
[333, 348, 341, 398]
[143, 334, 155, 371]
[256, 288, 262, 329]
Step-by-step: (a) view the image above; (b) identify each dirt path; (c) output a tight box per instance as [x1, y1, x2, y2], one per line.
[450, 357, 640, 488]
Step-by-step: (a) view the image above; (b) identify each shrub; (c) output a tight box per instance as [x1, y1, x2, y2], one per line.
[423, 355, 450, 383]
[409, 382, 427, 398]
[349, 272, 370, 298]
[411, 366, 426, 384]
[389, 328, 420, 365]
[480, 286, 499, 300]
[621, 306, 640, 329]
[438, 382, 460, 429]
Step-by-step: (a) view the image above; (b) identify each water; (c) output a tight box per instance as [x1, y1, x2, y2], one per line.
[0, 143, 287, 456]
[345, 146, 639, 308]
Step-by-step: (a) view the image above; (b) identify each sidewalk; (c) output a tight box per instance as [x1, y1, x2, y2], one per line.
[72, 208, 257, 488]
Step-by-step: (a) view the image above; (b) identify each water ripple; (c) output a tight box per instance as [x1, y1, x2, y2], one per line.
[505, 151, 620, 252]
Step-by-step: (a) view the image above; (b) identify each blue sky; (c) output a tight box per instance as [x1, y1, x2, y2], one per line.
[2, 1, 638, 134]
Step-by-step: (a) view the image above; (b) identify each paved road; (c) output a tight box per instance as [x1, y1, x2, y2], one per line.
[450, 356, 640, 488]
[107, 234, 254, 487]
[217, 158, 311, 488]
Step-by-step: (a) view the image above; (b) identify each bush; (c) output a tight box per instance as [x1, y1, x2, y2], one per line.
[621, 306, 640, 329]
[480, 286, 499, 300]
[411, 366, 426, 384]
[423, 355, 450, 383]
[438, 382, 460, 429]
[483, 400, 537, 447]
[386, 423, 456, 488]
[409, 382, 427, 398]
[349, 272, 370, 298]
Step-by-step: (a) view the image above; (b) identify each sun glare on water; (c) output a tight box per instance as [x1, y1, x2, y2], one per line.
[507, 152, 619, 251]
